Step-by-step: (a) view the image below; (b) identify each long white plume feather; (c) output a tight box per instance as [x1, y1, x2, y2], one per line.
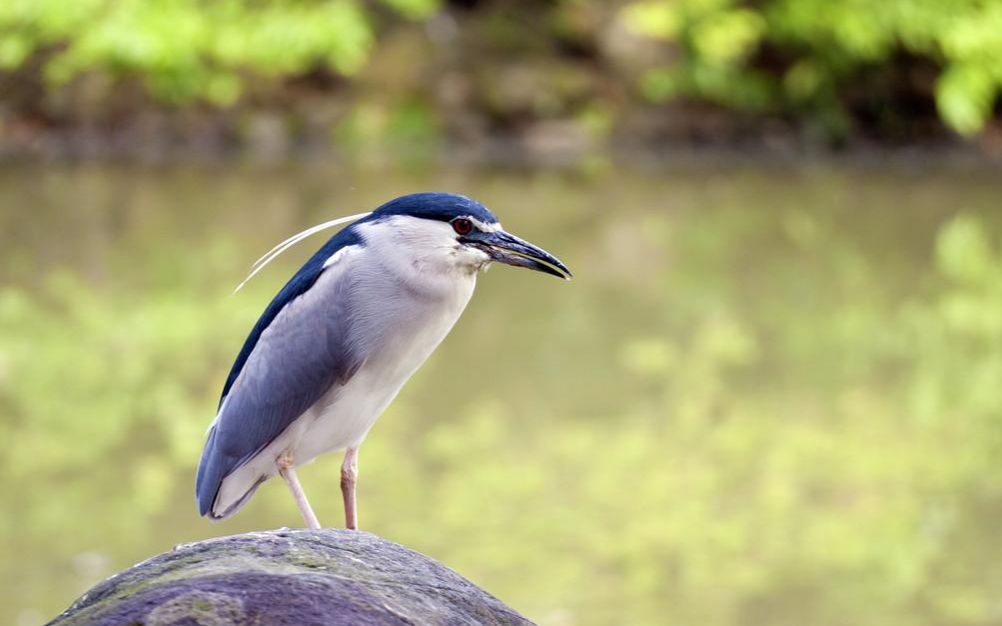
[234, 211, 371, 293]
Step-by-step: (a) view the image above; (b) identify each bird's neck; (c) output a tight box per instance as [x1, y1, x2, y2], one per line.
[357, 216, 481, 299]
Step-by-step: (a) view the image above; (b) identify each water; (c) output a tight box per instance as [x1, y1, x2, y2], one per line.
[2, 161, 1001, 626]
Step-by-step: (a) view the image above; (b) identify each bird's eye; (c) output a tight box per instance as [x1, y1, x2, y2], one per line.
[452, 218, 474, 236]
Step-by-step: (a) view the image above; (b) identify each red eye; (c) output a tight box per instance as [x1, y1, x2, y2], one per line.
[452, 218, 473, 236]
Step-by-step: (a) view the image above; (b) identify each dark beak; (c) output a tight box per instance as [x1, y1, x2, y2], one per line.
[464, 230, 572, 280]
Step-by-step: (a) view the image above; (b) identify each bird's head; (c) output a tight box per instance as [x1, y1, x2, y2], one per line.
[366, 192, 572, 280]
[234, 192, 571, 293]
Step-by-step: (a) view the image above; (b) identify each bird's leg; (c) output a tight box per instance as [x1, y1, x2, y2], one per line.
[341, 447, 359, 530]
[276, 450, 321, 530]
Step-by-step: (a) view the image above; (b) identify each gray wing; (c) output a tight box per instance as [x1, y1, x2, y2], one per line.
[196, 264, 362, 517]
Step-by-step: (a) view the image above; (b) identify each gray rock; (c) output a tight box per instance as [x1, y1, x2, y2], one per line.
[49, 529, 535, 626]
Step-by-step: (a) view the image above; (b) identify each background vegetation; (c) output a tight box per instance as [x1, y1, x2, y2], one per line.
[1, 0, 1001, 156]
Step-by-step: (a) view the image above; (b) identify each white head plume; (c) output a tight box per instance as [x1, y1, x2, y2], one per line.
[234, 211, 371, 292]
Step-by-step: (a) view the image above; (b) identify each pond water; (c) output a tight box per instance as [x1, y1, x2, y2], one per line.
[2, 160, 1001, 626]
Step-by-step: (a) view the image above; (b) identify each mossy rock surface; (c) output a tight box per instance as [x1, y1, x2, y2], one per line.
[50, 529, 535, 626]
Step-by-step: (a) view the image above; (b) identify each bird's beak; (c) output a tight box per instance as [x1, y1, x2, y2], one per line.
[464, 230, 572, 280]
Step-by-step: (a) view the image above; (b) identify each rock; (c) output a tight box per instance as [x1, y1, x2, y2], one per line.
[49, 529, 535, 626]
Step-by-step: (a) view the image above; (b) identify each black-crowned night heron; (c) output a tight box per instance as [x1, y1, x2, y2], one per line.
[196, 192, 571, 529]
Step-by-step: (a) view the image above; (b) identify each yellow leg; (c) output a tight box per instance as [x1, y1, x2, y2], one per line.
[341, 447, 359, 530]
[277, 450, 321, 530]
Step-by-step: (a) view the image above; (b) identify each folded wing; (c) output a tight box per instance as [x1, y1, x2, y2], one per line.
[196, 235, 364, 518]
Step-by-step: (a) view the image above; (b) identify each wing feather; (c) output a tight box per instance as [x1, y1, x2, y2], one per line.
[196, 229, 365, 517]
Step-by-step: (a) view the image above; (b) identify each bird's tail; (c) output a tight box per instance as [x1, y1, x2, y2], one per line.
[195, 425, 225, 517]
[196, 426, 263, 521]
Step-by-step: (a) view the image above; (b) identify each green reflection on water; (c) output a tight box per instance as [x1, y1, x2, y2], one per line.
[2, 162, 1002, 626]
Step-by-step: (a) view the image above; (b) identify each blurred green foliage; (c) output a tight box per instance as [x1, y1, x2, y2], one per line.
[2, 165, 1002, 626]
[0, 0, 436, 104]
[3, 0, 1000, 145]
[623, 0, 1002, 135]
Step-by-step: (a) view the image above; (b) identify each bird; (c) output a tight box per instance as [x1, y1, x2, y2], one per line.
[195, 192, 571, 529]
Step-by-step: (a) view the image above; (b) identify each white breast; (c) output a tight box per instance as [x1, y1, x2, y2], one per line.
[293, 280, 474, 462]
[293, 215, 480, 462]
